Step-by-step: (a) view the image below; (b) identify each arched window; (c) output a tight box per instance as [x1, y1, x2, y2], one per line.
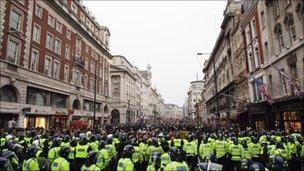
[51, 93, 67, 108]
[274, 23, 284, 52]
[26, 87, 46, 106]
[284, 13, 297, 43]
[0, 85, 17, 102]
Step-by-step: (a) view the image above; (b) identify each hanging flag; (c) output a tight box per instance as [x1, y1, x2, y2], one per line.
[251, 76, 274, 104]
[272, 66, 303, 99]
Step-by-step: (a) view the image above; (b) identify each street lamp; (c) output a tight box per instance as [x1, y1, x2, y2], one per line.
[197, 52, 220, 128]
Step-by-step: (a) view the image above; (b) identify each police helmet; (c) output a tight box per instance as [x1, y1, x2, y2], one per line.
[130, 138, 138, 146]
[99, 140, 106, 149]
[87, 151, 98, 164]
[52, 137, 61, 147]
[59, 147, 71, 158]
[70, 138, 77, 147]
[151, 152, 161, 167]
[249, 162, 265, 171]
[26, 146, 37, 158]
[63, 135, 70, 142]
[122, 145, 135, 158]
[273, 155, 284, 166]
[170, 147, 184, 162]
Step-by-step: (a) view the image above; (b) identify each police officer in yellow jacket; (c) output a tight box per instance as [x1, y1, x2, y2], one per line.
[164, 147, 189, 171]
[75, 135, 92, 170]
[50, 147, 70, 171]
[22, 146, 39, 171]
[81, 151, 100, 171]
[117, 145, 135, 171]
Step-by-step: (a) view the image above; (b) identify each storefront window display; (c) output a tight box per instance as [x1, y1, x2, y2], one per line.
[24, 116, 47, 129]
[283, 111, 302, 133]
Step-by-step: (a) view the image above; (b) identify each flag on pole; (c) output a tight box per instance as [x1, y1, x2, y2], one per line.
[272, 66, 303, 99]
[251, 76, 274, 104]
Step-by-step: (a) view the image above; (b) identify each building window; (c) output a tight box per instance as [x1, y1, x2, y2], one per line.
[289, 63, 297, 78]
[85, 45, 89, 53]
[261, 11, 265, 28]
[275, 24, 284, 52]
[80, 12, 85, 21]
[30, 49, 39, 71]
[54, 38, 61, 55]
[264, 42, 269, 58]
[26, 87, 46, 106]
[44, 56, 52, 76]
[85, 58, 89, 70]
[65, 45, 70, 59]
[252, 77, 263, 102]
[280, 69, 288, 95]
[76, 36, 82, 53]
[254, 46, 260, 68]
[268, 75, 273, 95]
[99, 67, 102, 78]
[248, 51, 254, 72]
[35, 3, 43, 18]
[84, 75, 88, 89]
[53, 60, 60, 79]
[56, 21, 62, 33]
[64, 65, 69, 82]
[71, 1, 78, 14]
[46, 33, 54, 50]
[0, 85, 17, 102]
[10, 9, 22, 31]
[288, 18, 297, 43]
[7, 39, 20, 64]
[251, 19, 257, 38]
[66, 29, 71, 40]
[90, 77, 94, 91]
[74, 69, 81, 86]
[51, 92, 67, 108]
[90, 61, 95, 74]
[47, 14, 55, 27]
[245, 26, 251, 45]
[274, 0, 280, 17]
[32, 24, 41, 43]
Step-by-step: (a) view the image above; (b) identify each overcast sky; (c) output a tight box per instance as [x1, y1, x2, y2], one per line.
[83, 1, 226, 106]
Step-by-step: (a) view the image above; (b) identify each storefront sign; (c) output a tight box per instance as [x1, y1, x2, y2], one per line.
[54, 110, 67, 115]
[0, 107, 19, 114]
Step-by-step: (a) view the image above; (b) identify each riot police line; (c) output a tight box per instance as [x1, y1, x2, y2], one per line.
[0, 124, 303, 171]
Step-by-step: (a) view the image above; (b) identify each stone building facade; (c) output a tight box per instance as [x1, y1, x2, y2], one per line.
[203, 0, 304, 131]
[0, 0, 112, 129]
[110, 55, 141, 124]
[185, 80, 204, 120]
[245, 0, 304, 132]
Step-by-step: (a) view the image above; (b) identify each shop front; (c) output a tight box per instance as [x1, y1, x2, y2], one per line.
[0, 105, 20, 128]
[247, 96, 304, 132]
[24, 114, 49, 129]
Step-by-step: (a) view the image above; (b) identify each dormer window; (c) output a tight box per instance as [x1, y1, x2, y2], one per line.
[71, 1, 78, 14]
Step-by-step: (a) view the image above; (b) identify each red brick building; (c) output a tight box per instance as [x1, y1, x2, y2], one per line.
[0, 0, 112, 129]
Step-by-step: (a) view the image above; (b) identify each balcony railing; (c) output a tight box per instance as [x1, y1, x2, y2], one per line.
[75, 57, 85, 67]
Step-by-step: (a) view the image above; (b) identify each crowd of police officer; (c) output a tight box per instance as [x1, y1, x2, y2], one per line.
[0, 124, 303, 171]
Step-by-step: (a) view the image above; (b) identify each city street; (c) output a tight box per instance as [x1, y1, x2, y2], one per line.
[0, 0, 304, 170]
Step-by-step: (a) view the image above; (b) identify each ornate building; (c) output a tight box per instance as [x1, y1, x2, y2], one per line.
[0, 0, 112, 129]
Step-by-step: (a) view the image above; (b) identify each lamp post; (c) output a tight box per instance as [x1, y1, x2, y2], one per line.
[127, 99, 130, 124]
[197, 52, 220, 128]
[93, 61, 97, 127]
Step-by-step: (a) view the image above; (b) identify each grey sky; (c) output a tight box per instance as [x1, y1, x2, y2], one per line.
[83, 1, 226, 106]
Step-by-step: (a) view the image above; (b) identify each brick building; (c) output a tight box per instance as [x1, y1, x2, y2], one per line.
[0, 0, 112, 129]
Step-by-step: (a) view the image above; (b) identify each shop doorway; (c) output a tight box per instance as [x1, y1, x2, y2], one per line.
[72, 99, 81, 110]
[111, 109, 120, 125]
[24, 116, 47, 129]
[253, 115, 265, 131]
[283, 111, 302, 133]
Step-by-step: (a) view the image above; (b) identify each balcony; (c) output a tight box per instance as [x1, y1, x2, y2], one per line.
[75, 57, 85, 68]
